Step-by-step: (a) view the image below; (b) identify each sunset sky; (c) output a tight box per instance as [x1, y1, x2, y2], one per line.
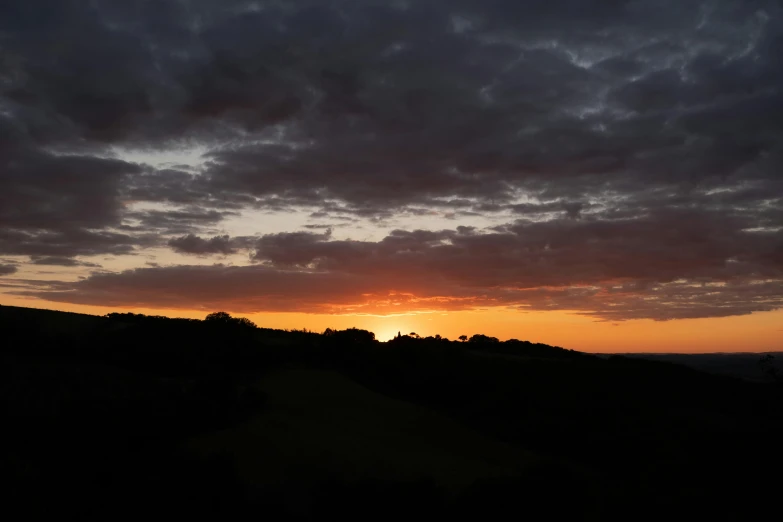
[1, 0, 782, 352]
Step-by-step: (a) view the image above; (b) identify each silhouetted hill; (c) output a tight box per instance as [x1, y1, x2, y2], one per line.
[2, 304, 782, 520]
[0, 303, 106, 337]
[609, 352, 783, 382]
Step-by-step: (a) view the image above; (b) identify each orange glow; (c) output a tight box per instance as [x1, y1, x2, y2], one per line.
[3, 293, 781, 353]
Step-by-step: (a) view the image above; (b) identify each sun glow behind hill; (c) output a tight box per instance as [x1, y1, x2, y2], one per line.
[3, 298, 782, 353]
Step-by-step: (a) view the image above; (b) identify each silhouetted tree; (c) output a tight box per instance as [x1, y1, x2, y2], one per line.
[459, 335, 468, 342]
[205, 311, 233, 323]
[324, 328, 376, 345]
[469, 334, 499, 343]
[235, 317, 257, 328]
[205, 312, 257, 329]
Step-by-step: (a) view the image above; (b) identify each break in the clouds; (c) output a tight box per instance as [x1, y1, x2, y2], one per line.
[1, 0, 782, 321]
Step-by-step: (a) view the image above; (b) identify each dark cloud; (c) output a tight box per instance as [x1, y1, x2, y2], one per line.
[0, 125, 147, 259]
[1, 0, 782, 321]
[123, 208, 237, 236]
[0, 264, 18, 276]
[28, 256, 101, 268]
[168, 234, 255, 256]
[17, 264, 376, 314]
[0, 228, 144, 258]
[22, 215, 783, 320]
[124, 170, 210, 207]
[0, 145, 141, 231]
[304, 224, 350, 230]
[190, 0, 783, 214]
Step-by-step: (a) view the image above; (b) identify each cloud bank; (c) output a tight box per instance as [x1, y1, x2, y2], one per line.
[1, 0, 782, 320]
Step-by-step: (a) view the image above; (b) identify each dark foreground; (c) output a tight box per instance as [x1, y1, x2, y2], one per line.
[3, 305, 781, 520]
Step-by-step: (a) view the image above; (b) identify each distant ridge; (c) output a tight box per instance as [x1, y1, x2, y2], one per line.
[606, 352, 783, 381]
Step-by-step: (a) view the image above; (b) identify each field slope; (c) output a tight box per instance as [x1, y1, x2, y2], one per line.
[188, 368, 535, 490]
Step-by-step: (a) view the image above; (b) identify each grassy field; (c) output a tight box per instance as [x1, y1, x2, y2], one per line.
[188, 368, 536, 491]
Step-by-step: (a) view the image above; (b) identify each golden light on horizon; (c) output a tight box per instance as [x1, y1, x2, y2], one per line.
[374, 327, 403, 342]
[2, 291, 781, 354]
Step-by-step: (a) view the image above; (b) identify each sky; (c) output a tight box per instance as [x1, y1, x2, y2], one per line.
[1, 0, 782, 352]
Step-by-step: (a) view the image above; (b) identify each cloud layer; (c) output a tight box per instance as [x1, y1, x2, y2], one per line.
[1, 0, 782, 320]
[22, 215, 783, 320]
